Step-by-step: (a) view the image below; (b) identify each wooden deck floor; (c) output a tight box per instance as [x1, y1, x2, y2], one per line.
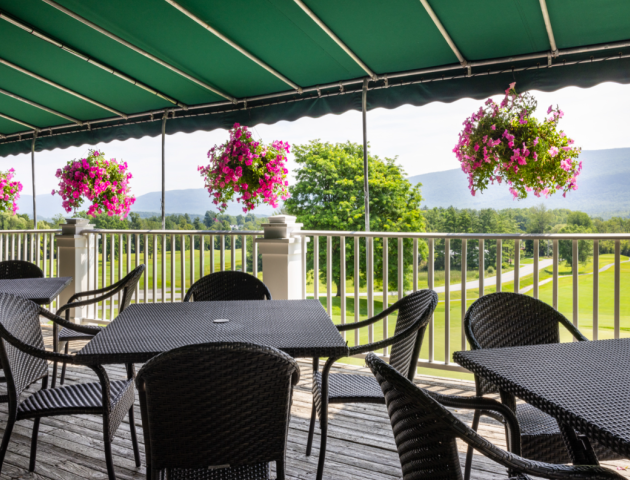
[0, 326, 627, 480]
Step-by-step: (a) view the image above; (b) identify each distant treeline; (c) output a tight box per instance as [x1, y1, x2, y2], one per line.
[423, 205, 630, 267]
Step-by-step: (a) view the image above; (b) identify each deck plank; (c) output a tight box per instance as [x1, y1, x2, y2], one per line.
[0, 325, 625, 480]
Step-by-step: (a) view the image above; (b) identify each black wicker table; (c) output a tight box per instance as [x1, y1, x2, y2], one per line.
[74, 299, 349, 365]
[0, 276, 72, 305]
[454, 338, 630, 464]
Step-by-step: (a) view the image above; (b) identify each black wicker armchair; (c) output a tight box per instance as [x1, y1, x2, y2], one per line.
[463, 292, 619, 479]
[183, 271, 271, 302]
[52, 264, 145, 386]
[365, 353, 623, 480]
[136, 342, 300, 480]
[0, 293, 139, 479]
[306, 289, 438, 480]
[0, 260, 44, 279]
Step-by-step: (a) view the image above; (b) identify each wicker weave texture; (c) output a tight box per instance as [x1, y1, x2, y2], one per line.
[0, 277, 71, 305]
[76, 300, 348, 365]
[464, 293, 577, 396]
[366, 353, 624, 480]
[0, 294, 48, 398]
[455, 338, 630, 460]
[136, 342, 299, 479]
[0, 293, 139, 478]
[462, 292, 620, 464]
[0, 260, 43, 280]
[184, 271, 271, 302]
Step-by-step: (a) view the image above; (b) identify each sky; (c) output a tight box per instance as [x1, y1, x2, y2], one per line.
[2, 81, 630, 201]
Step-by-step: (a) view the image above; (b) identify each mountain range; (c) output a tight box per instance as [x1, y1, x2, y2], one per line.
[19, 188, 276, 220]
[409, 148, 630, 217]
[18, 147, 630, 220]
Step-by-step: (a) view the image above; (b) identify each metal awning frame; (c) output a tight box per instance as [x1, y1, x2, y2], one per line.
[1, 38, 628, 146]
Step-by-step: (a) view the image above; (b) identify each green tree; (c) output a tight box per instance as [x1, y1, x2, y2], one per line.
[567, 211, 592, 229]
[558, 224, 592, 266]
[285, 140, 427, 295]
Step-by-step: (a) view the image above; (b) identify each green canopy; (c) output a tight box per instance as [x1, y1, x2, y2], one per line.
[0, 0, 629, 157]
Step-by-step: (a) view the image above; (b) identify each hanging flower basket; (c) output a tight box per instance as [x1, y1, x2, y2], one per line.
[0, 169, 22, 215]
[454, 83, 582, 199]
[198, 123, 290, 213]
[52, 149, 135, 218]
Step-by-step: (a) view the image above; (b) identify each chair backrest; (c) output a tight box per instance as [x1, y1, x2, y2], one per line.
[183, 271, 272, 302]
[367, 353, 623, 480]
[388, 290, 438, 381]
[117, 264, 145, 313]
[0, 260, 44, 279]
[367, 353, 464, 479]
[0, 294, 48, 404]
[136, 342, 299, 476]
[464, 292, 577, 394]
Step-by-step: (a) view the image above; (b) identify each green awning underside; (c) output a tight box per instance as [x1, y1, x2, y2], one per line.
[0, 0, 629, 157]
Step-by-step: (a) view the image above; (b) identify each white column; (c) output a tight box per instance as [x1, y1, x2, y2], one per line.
[256, 215, 305, 300]
[56, 218, 94, 322]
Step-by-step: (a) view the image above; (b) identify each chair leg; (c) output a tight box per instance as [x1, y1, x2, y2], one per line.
[276, 458, 285, 480]
[103, 436, 116, 480]
[0, 410, 16, 476]
[51, 361, 58, 388]
[315, 358, 334, 480]
[29, 418, 41, 472]
[305, 400, 317, 456]
[315, 400, 329, 480]
[60, 342, 69, 385]
[129, 407, 141, 467]
[464, 410, 481, 480]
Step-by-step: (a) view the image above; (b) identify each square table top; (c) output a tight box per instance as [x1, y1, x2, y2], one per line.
[454, 338, 630, 458]
[75, 299, 349, 365]
[0, 277, 72, 305]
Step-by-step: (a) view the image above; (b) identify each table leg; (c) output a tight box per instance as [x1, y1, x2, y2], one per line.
[559, 423, 599, 465]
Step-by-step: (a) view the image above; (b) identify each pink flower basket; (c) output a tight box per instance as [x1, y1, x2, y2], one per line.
[198, 123, 290, 213]
[454, 83, 582, 200]
[52, 149, 135, 218]
[0, 169, 23, 215]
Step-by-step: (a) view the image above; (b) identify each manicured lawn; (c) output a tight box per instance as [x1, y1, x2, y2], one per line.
[84, 247, 630, 381]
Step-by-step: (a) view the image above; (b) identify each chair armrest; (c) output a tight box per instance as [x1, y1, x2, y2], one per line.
[337, 302, 401, 332]
[557, 315, 589, 341]
[56, 288, 121, 318]
[0, 319, 79, 365]
[348, 321, 421, 356]
[40, 308, 102, 336]
[66, 283, 118, 303]
[427, 391, 522, 455]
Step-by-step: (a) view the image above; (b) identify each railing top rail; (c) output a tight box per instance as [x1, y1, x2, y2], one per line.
[82, 229, 263, 235]
[294, 230, 630, 241]
[0, 229, 62, 233]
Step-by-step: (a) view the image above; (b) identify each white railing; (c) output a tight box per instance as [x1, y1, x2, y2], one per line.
[2, 227, 629, 376]
[0, 229, 62, 309]
[81, 229, 263, 323]
[292, 231, 630, 373]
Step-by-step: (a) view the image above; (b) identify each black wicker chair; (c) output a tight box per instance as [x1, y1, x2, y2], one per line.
[183, 271, 271, 302]
[463, 292, 620, 479]
[0, 260, 44, 279]
[306, 289, 438, 480]
[136, 342, 300, 480]
[52, 264, 145, 387]
[0, 293, 139, 479]
[365, 353, 623, 480]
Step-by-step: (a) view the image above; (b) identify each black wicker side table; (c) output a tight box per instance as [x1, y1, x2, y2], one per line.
[455, 339, 630, 464]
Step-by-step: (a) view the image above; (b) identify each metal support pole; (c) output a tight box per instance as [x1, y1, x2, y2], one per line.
[161, 111, 168, 230]
[362, 79, 369, 232]
[31, 131, 37, 226]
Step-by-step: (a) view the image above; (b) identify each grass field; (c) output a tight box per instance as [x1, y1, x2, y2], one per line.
[72, 247, 630, 381]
